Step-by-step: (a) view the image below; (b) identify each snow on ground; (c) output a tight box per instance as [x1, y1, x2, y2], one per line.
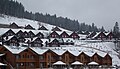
[0, 14, 71, 32]
[0, 15, 120, 66]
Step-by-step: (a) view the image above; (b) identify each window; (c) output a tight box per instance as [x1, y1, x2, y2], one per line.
[30, 55, 34, 59]
[16, 55, 20, 59]
[30, 63, 34, 67]
[40, 56, 44, 60]
[81, 55, 84, 62]
[16, 63, 20, 68]
[22, 55, 24, 58]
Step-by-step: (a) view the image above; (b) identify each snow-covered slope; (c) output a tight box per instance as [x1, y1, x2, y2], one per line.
[0, 14, 70, 32]
[0, 14, 120, 66]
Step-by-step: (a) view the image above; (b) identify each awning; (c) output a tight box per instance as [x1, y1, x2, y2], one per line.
[71, 61, 83, 65]
[53, 61, 66, 65]
[88, 61, 99, 65]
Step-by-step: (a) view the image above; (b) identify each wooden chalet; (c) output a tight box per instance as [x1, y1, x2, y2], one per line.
[60, 31, 69, 38]
[48, 39, 61, 47]
[92, 32, 106, 40]
[91, 53, 102, 65]
[0, 29, 15, 42]
[86, 32, 96, 39]
[3, 36, 19, 46]
[69, 32, 80, 39]
[15, 30, 24, 37]
[23, 31, 29, 38]
[9, 22, 19, 29]
[2, 29, 15, 37]
[0, 45, 112, 69]
[32, 37, 43, 47]
[102, 54, 112, 66]
[24, 24, 35, 30]
[77, 52, 90, 65]
[28, 31, 35, 38]
[105, 32, 113, 40]
[49, 31, 60, 38]
[52, 26, 61, 31]
[61, 51, 75, 65]
[35, 32, 44, 38]
[38, 26, 48, 30]
[48, 38, 74, 47]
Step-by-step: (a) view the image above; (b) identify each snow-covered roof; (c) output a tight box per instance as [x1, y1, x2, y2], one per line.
[92, 32, 101, 39]
[71, 61, 83, 65]
[0, 62, 7, 66]
[88, 61, 99, 65]
[30, 47, 48, 55]
[68, 49, 81, 56]
[0, 54, 5, 56]
[84, 51, 96, 57]
[4, 45, 27, 54]
[53, 61, 66, 65]
[52, 49, 67, 55]
[63, 38, 74, 43]
[0, 28, 10, 36]
[4, 35, 14, 41]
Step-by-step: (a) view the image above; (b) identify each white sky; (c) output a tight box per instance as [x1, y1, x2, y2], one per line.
[17, 0, 120, 31]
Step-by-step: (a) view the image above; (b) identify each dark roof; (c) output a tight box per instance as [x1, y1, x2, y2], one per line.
[24, 24, 35, 30]
[38, 26, 48, 30]
[9, 22, 19, 28]
[52, 26, 61, 31]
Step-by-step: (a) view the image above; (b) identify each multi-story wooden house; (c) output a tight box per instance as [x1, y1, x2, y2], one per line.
[91, 53, 103, 65]
[9, 22, 19, 29]
[49, 31, 60, 38]
[86, 32, 97, 39]
[105, 32, 113, 40]
[102, 54, 112, 65]
[0, 45, 112, 69]
[77, 52, 90, 65]
[92, 32, 106, 40]
[15, 30, 24, 37]
[69, 32, 80, 39]
[35, 32, 44, 38]
[28, 31, 35, 38]
[3, 36, 19, 46]
[60, 31, 69, 38]
[2, 29, 15, 37]
[23, 31, 29, 38]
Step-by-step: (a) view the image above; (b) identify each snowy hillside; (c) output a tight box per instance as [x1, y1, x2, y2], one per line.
[0, 14, 70, 32]
[0, 14, 120, 67]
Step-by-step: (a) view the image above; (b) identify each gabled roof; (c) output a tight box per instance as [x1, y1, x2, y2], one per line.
[24, 24, 35, 30]
[71, 61, 83, 65]
[3, 45, 27, 54]
[9, 22, 19, 28]
[52, 49, 67, 55]
[53, 61, 66, 65]
[52, 26, 62, 31]
[30, 47, 48, 55]
[88, 61, 99, 65]
[60, 31, 69, 37]
[92, 32, 106, 39]
[38, 26, 48, 30]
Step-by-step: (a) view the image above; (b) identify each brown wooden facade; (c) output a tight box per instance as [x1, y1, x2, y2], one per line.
[0, 46, 112, 69]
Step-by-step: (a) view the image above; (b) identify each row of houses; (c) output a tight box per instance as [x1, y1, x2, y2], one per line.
[0, 45, 112, 69]
[8, 22, 63, 31]
[0, 28, 79, 47]
[87, 32, 113, 40]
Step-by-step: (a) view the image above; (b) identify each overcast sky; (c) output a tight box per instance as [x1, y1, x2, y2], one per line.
[17, 0, 120, 31]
